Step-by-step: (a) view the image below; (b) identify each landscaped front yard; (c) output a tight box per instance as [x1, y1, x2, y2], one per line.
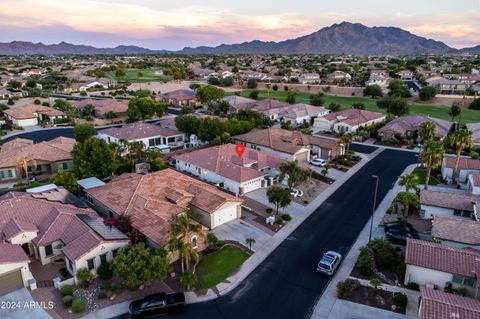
[411, 167, 441, 186]
[195, 246, 250, 290]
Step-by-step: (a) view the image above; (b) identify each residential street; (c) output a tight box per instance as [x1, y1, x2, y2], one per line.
[111, 149, 417, 319]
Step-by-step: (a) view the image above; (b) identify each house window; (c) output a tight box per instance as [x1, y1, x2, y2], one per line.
[100, 253, 108, 265]
[453, 209, 473, 219]
[87, 258, 95, 270]
[60, 162, 72, 171]
[191, 236, 198, 249]
[149, 139, 155, 147]
[155, 138, 162, 145]
[44, 244, 53, 257]
[0, 169, 15, 180]
[452, 274, 476, 287]
[112, 249, 119, 258]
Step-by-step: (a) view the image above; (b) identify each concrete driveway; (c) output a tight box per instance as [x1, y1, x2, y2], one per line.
[213, 219, 271, 251]
[0, 288, 52, 319]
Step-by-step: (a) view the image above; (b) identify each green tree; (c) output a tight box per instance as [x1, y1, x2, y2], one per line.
[309, 92, 325, 106]
[388, 79, 411, 98]
[195, 85, 225, 105]
[222, 76, 234, 87]
[175, 115, 201, 136]
[352, 102, 366, 110]
[73, 123, 95, 142]
[340, 133, 354, 154]
[395, 191, 419, 218]
[377, 97, 409, 116]
[180, 272, 197, 290]
[419, 140, 444, 189]
[51, 170, 80, 194]
[129, 141, 146, 163]
[73, 137, 116, 179]
[398, 172, 419, 192]
[363, 85, 383, 98]
[249, 90, 259, 100]
[328, 102, 341, 112]
[419, 86, 437, 101]
[115, 68, 126, 77]
[266, 185, 291, 215]
[286, 92, 296, 104]
[418, 121, 437, 142]
[470, 98, 480, 110]
[127, 97, 165, 122]
[452, 128, 473, 183]
[53, 99, 71, 111]
[278, 160, 311, 189]
[218, 100, 231, 115]
[449, 102, 461, 122]
[76, 268, 95, 288]
[111, 243, 170, 287]
[370, 278, 383, 294]
[247, 78, 257, 89]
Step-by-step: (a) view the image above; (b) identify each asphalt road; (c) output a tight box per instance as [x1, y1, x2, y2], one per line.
[112, 149, 417, 319]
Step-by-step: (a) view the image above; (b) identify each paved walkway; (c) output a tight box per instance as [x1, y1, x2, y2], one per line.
[311, 163, 418, 319]
[324, 299, 411, 319]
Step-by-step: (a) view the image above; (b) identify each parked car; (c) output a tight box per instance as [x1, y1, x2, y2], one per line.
[317, 251, 342, 276]
[310, 158, 326, 167]
[385, 230, 419, 245]
[129, 292, 185, 318]
[289, 188, 304, 198]
[384, 222, 417, 235]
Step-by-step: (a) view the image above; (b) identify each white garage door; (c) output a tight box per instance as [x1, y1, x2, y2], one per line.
[213, 205, 237, 228]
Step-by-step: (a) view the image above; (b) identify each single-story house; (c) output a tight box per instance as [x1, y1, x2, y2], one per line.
[4, 105, 66, 127]
[432, 216, 480, 249]
[467, 123, 480, 148]
[378, 116, 453, 142]
[221, 95, 256, 110]
[327, 71, 351, 83]
[419, 189, 480, 220]
[72, 99, 129, 118]
[419, 286, 480, 319]
[365, 74, 392, 88]
[0, 243, 33, 295]
[441, 156, 480, 184]
[0, 191, 129, 291]
[277, 103, 329, 127]
[84, 169, 243, 248]
[160, 90, 198, 108]
[0, 137, 75, 188]
[173, 144, 284, 195]
[314, 109, 386, 133]
[233, 128, 344, 162]
[97, 121, 186, 152]
[298, 73, 320, 84]
[232, 99, 287, 113]
[405, 239, 480, 297]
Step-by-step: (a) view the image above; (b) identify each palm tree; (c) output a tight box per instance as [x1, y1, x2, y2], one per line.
[245, 237, 256, 250]
[418, 121, 436, 143]
[395, 192, 420, 218]
[15, 157, 37, 182]
[419, 140, 444, 189]
[452, 128, 473, 183]
[340, 133, 353, 155]
[167, 238, 185, 272]
[398, 172, 419, 192]
[146, 148, 164, 162]
[130, 141, 145, 163]
[180, 271, 197, 290]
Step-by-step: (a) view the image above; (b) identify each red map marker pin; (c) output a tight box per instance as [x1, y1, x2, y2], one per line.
[235, 144, 245, 158]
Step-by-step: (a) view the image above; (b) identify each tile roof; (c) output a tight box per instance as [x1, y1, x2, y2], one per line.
[321, 109, 385, 126]
[378, 116, 453, 138]
[2, 218, 38, 240]
[85, 169, 242, 246]
[420, 286, 480, 319]
[469, 174, 480, 187]
[99, 122, 182, 141]
[234, 128, 341, 155]
[174, 144, 285, 183]
[279, 103, 329, 119]
[72, 99, 128, 116]
[233, 99, 287, 111]
[432, 216, 480, 245]
[161, 89, 196, 101]
[420, 189, 480, 211]
[0, 137, 75, 169]
[405, 239, 480, 279]
[443, 156, 480, 170]
[0, 243, 29, 264]
[4, 105, 64, 120]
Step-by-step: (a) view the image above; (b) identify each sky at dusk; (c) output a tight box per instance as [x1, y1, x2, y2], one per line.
[1, 0, 479, 50]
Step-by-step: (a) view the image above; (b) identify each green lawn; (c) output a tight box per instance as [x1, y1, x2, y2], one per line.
[236, 89, 480, 124]
[411, 167, 440, 186]
[107, 68, 172, 83]
[195, 246, 249, 290]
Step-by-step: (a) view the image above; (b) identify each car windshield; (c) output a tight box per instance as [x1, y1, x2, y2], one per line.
[318, 262, 331, 269]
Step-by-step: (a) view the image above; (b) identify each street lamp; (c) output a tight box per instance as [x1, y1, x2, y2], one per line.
[369, 175, 379, 242]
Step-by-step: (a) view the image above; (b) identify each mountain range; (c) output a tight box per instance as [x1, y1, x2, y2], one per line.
[0, 22, 478, 56]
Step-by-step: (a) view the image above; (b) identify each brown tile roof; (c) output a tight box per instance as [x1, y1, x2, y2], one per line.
[280, 103, 328, 119]
[321, 109, 385, 126]
[85, 169, 242, 246]
[420, 189, 480, 211]
[0, 243, 29, 264]
[173, 144, 284, 183]
[160, 89, 196, 101]
[444, 156, 480, 170]
[432, 216, 480, 245]
[234, 128, 341, 155]
[72, 99, 128, 116]
[99, 122, 182, 141]
[0, 137, 75, 169]
[2, 218, 38, 240]
[470, 174, 480, 187]
[4, 104, 64, 120]
[420, 286, 480, 319]
[405, 239, 480, 279]
[233, 99, 287, 111]
[379, 116, 453, 138]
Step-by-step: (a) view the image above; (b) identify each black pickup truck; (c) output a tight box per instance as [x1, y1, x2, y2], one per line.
[128, 292, 185, 318]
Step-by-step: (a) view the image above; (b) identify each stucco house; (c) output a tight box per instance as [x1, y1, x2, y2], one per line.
[441, 156, 480, 184]
[0, 137, 75, 188]
[326, 71, 351, 83]
[4, 104, 66, 127]
[313, 109, 386, 133]
[405, 239, 480, 298]
[298, 73, 320, 84]
[432, 216, 480, 249]
[159, 90, 198, 108]
[397, 70, 414, 81]
[84, 169, 243, 248]
[0, 244, 33, 295]
[419, 287, 480, 319]
[278, 103, 329, 128]
[378, 116, 453, 142]
[419, 189, 479, 220]
[72, 99, 129, 118]
[173, 144, 284, 195]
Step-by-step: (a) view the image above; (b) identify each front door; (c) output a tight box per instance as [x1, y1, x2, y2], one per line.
[21, 243, 32, 256]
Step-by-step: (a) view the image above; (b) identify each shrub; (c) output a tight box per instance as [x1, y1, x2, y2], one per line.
[471, 151, 479, 159]
[100, 281, 112, 291]
[266, 208, 273, 214]
[406, 282, 419, 291]
[76, 268, 94, 288]
[111, 284, 122, 295]
[336, 278, 361, 299]
[281, 214, 292, 221]
[457, 287, 469, 297]
[72, 297, 87, 313]
[127, 276, 140, 291]
[368, 238, 397, 268]
[97, 262, 113, 280]
[98, 290, 108, 299]
[275, 217, 284, 224]
[60, 284, 74, 297]
[370, 278, 382, 293]
[62, 295, 73, 306]
[357, 247, 373, 276]
[393, 292, 408, 309]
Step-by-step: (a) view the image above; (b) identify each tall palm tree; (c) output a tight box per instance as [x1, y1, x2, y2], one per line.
[418, 121, 437, 143]
[130, 141, 145, 163]
[452, 128, 473, 183]
[395, 192, 419, 219]
[15, 157, 37, 182]
[340, 133, 353, 155]
[398, 172, 420, 193]
[245, 237, 256, 250]
[419, 140, 444, 189]
[180, 272, 197, 290]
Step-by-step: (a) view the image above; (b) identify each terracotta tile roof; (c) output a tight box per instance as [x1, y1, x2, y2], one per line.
[321, 109, 385, 126]
[85, 169, 242, 246]
[160, 89, 196, 101]
[0, 243, 29, 264]
[432, 216, 480, 245]
[405, 239, 480, 279]
[469, 174, 480, 187]
[379, 116, 453, 138]
[234, 128, 341, 155]
[173, 144, 284, 183]
[443, 156, 480, 170]
[420, 189, 480, 211]
[2, 218, 38, 240]
[99, 122, 182, 141]
[62, 230, 102, 262]
[72, 99, 128, 116]
[233, 99, 287, 111]
[280, 103, 329, 119]
[0, 137, 75, 169]
[4, 104, 64, 120]
[420, 286, 480, 319]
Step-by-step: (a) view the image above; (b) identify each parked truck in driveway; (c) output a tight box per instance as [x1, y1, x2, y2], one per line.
[129, 292, 185, 318]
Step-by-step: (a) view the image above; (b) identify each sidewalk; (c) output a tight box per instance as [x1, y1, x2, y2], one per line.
[311, 164, 418, 319]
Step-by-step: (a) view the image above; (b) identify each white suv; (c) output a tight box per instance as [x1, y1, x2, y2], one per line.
[317, 251, 342, 276]
[310, 158, 326, 167]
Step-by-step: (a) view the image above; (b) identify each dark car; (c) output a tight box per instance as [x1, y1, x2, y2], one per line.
[384, 222, 417, 235]
[129, 292, 185, 318]
[385, 230, 419, 245]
